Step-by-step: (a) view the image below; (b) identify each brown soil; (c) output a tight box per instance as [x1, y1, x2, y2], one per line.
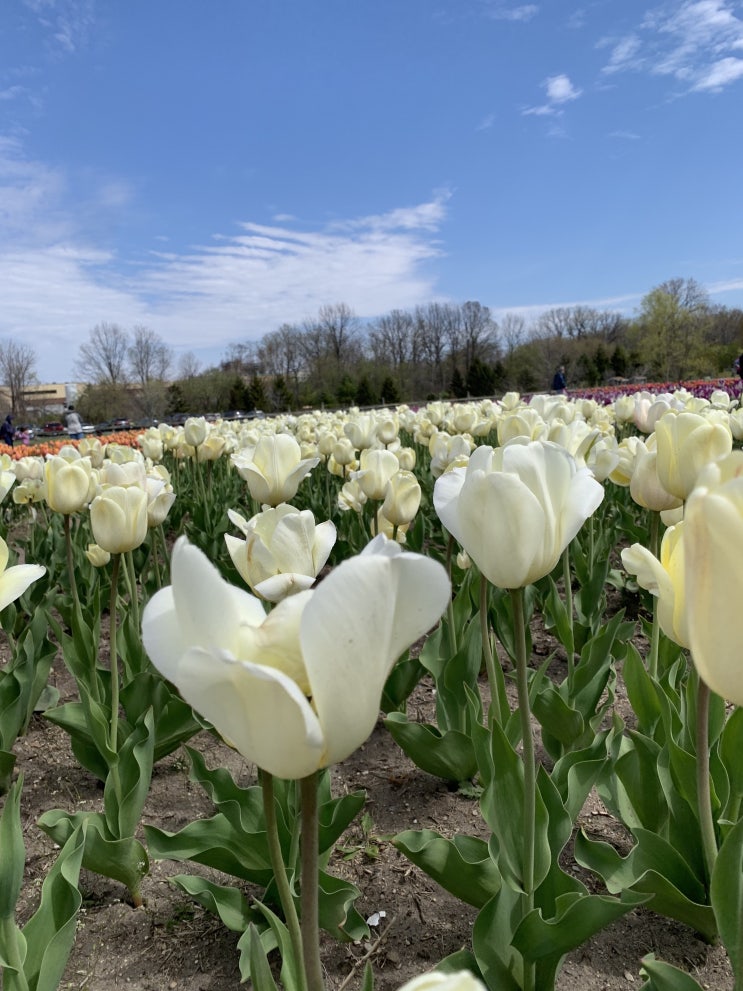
[8, 626, 734, 991]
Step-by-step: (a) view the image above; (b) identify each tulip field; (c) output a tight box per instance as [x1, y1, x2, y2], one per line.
[2, 381, 743, 991]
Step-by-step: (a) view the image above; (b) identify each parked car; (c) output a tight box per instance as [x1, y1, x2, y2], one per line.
[41, 421, 65, 435]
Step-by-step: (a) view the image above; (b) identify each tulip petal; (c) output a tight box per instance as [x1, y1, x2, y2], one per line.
[170, 537, 267, 648]
[301, 540, 450, 767]
[312, 520, 337, 572]
[255, 573, 316, 602]
[141, 586, 188, 683]
[171, 647, 325, 779]
[686, 490, 743, 704]
[0, 564, 46, 612]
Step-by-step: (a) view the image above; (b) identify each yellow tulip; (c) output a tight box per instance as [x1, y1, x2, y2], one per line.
[654, 410, 732, 501]
[684, 452, 743, 703]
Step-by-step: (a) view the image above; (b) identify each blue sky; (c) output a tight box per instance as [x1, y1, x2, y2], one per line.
[2, 0, 743, 383]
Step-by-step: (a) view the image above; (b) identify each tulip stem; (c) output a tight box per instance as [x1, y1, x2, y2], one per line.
[124, 550, 140, 634]
[445, 534, 458, 657]
[480, 575, 505, 726]
[300, 771, 325, 991]
[561, 545, 576, 679]
[510, 586, 536, 991]
[261, 772, 307, 991]
[695, 678, 718, 885]
[108, 553, 121, 759]
[648, 511, 661, 680]
[151, 533, 162, 589]
[64, 513, 81, 618]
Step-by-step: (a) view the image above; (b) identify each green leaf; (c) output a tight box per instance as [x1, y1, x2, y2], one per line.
[169, 875, 256, 932]
[19, 822, 86, 991]
[244, 923, 279, 991]
[623, 643, 662, 735]
[381, 651, 425, 712]
[612, 732, 666, 832]
[184, 747, 271, 839]
[575, 829, 716, 941]
[639, 954, 705, 991]
[318, 788, 366, 853]
[120, 673, 202, 761]
[317, 870, 368, 941]
[513, 889, 646, 964]
[251, 900, 303, 991]
[384, 714, 477, 782]
[0, 776, 25, 919]
[480, 720, 551, 894]
[711, 813, 743, 981]
[38, 810, 149, 899]
[531, 685, 584, 748]
[719, 708, 743, 816]
[541, 577, 573, 652]
[145, 814, 273, 884]
[393, 829, 501, 908]
[0, 751, 15, 797]
[103, 708, 155, 838]
[471, 888, 523, 991]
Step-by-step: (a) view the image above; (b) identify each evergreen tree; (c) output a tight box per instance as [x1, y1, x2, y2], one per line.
[337, 376, 357, 406]
[247, 374, 268, 411]
[166, 382, 186, 415]
[610, 345, 628, 377]
[227, 377, 249, 410]
[380, 375, 400, 405]
[466, 357, 496, 396]
[271, 375, 293, 412]
[355, 375, 377, 407]
[450, 366, 467, 399]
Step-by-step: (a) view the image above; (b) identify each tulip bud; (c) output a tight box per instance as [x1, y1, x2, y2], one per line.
[381, 471, 421, 527]
[44, 456, 95, 515]
[86, 543, 111, 567]
[90, 485, 148, 554]
[353, 449, 399, 501]
[184, 416, 208, 448]
[655, 410, 732, 501]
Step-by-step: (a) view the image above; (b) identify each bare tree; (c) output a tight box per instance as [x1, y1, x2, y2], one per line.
[459, 300, 498, 369]
[368, 309, 415, 392]
[77, 323, 130, 385]
[258, 324, 305, 404]
[415, 302, 452, 394]
[178, 351, 202, 380]
[0, 340, 37, 417]
[128, 326, 172, 386]
[317, 303, 361, 369]
[498, 312, 527, 358]
[657, 277, 710, 313]
[221, 342, 261, 376]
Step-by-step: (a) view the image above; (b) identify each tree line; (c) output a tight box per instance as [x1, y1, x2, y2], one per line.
[2, 277, 742, 422]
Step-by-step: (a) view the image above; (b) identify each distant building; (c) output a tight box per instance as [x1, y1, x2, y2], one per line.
[0, 382, 87, 418]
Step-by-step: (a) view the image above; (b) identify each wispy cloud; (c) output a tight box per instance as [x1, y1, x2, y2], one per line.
[600, 34, 644, 74]
[693, 54, 743, 88]
[523, 73, 582, 115]
[600, 1, 743, 93]
[476, 113, 496, 130]
[608, 129, 641, 140]
[22, 0, 97, 55]
[483, 3, 539, 22]
[0, 141, 449, 378]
